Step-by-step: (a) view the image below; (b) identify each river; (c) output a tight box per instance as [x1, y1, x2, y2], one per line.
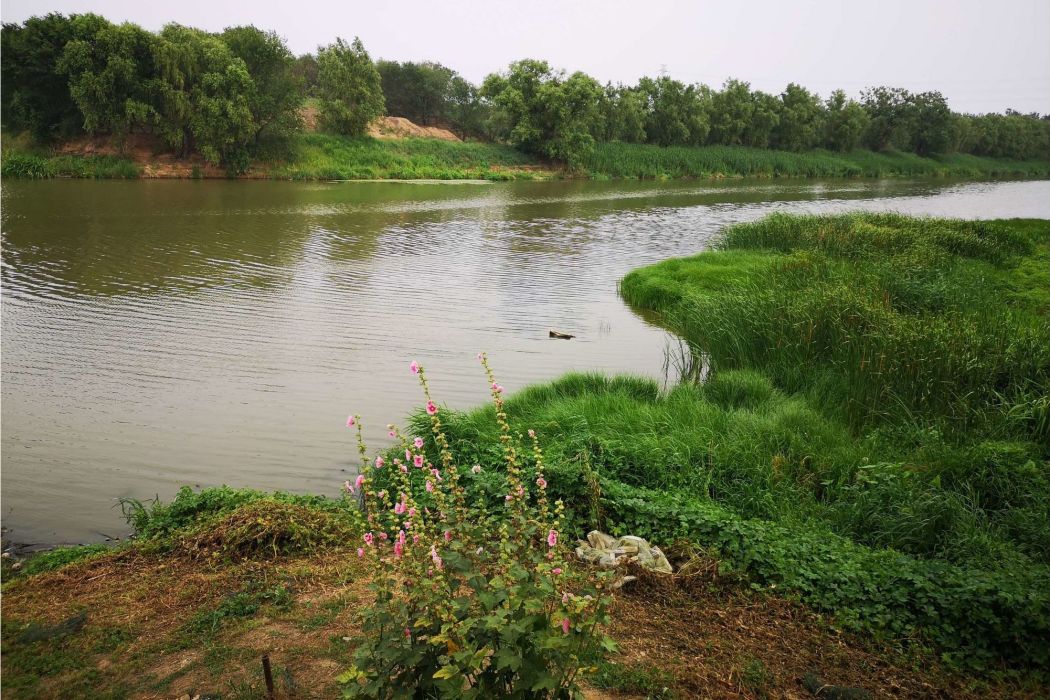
[3, 177, 1049, 546]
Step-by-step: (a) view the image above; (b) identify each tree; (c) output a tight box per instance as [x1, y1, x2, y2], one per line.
[377, 60, 456, 126]
[316, 37, 384, 136]
[152, 24, 256, 168]
[772, 83, 824, 151]
[291, 53, 319, 96]
[600, 84, 646, 143]
[637, 77, 709, 146]
[221, 26, 302, 144]
[1, 13, 90, 139]
[823, 89, 869, 151]
[57, 16, 159, 142]
[481, 60, 603, 169]
[860, 86, 912, 151]
[907, 91, 952, 155]
[446, 75, 488, 139]
[708, 79, 754, 146]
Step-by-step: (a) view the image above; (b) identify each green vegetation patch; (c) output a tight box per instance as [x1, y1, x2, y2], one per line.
[582, 142, 1050, 179]
[269, 132, 544, 180]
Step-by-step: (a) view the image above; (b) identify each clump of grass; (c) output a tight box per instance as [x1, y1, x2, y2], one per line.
[120, 484, 357, 541]
[178, 500, 357, 561]
[1, 151, 140, 178]
[15, 544, 111, 577]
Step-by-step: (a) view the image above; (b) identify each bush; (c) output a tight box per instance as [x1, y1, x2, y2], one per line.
[339, 356, 615, 698]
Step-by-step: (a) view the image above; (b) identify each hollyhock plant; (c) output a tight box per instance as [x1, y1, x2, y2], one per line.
[339, 354, 614, 698]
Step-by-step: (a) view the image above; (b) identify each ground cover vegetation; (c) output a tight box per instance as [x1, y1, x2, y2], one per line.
[384, 214, 1050, 674]
[3, 13, 1050, 178]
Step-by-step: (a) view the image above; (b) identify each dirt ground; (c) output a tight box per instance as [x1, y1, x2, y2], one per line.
[2, 545, 1041, 700]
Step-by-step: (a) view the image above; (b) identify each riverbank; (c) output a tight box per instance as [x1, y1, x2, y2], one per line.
[3, 214, 1048, 695]
[3, 131, 1049, 181]
[2, 487, 1039, 700]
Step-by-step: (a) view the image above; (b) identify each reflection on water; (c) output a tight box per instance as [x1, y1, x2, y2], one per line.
[2, 177, 1049, 544]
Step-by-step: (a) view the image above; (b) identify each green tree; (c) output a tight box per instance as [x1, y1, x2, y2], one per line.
[907, 91, 952, 155]
[772, 83, 824, 151]
[823, 89, 869, 151]
[152, 24, 256, 169]
[481, 60, 602, 169]
[1, 13, 89, 139]
[57, 16, 159, 142]
[638, 77, 709, 146]
[291, 53, 319, 96]
[377, 60, 456, 125]
[221, 26, 302, 144]
[708, 79, 754, 146]
[316, 37, 384, 136]
[600, 84, 646, 143]
[445, 75, 488, 139]
[860, 86, 912, 151]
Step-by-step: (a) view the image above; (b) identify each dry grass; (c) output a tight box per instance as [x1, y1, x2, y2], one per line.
[2, 545, 1043, 699]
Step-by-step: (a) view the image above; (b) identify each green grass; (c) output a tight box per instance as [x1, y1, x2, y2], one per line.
[0, 150, 140, 178]
[384, 214, 1050, 671]
[581, 142, 1050, 179]
[267, 132, 547, 180]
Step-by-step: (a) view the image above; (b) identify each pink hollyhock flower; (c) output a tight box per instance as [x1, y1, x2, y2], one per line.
[562, 592, 570, 604]
[394, 540, 403, 558]
[394, 502, 405, 515]
[408, 507, 417, 517]
[404, 627, 411, 638]
[398, 530, 406, 546]
[426, 401, 437, 415]
[388, 430, 396, 438]
[400, 464, 408, 473]
[425, 481, 434, 493]
[346, 415, 355, 428]
[377, 490, 387, 499]
[444, 530, 452, 542]
[430, 544, 443, 569]
[410, 361, 419, 374]
[357, 547, 365, 558]
[405, 448, 412, 461]
[431, 468, 442, 482]
[404, 520, 412, 529]
[476, 352, 484, 361]
[413, 534, 420, 544]
[378, 531, 388, 541]
[363, 532, 374, 545]
[536, 477, 547, 489]
[355, 474, 365, 490]
[414, 454, 425, 468]
[471, 464, 482, 474]
[561, 618, 570, 634]
[528, 429, 536, 438]
[414, 437, 424, 449]
[375, 456, 384, 469]
[547, 530, 558, 547]
[343, 480, 354, 494]
[505, 494, 513, 501]
[547, 551, 554, 560]
[552, 567, 563, 575]
[491, 382, 503, 393]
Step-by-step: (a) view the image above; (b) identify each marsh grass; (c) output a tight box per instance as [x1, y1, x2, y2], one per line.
[583, 142, 1050, 179]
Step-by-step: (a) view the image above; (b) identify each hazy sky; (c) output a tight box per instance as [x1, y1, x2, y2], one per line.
[4, 0, 1049, 114]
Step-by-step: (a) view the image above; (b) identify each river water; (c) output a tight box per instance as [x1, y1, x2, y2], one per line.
[2, 177, 1049, 546]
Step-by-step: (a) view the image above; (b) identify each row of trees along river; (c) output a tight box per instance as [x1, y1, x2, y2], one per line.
[3, 12, 1050, 172]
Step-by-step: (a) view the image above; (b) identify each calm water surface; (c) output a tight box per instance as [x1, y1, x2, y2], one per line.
[3, 177, 1049, 545]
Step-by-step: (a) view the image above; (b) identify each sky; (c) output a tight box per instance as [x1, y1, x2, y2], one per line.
[3, 0, 1049, 115]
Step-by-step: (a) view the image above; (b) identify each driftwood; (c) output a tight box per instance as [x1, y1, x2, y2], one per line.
[549, 329, 575, 340]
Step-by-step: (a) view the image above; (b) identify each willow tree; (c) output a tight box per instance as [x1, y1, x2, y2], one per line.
[316, 37, 384, 136]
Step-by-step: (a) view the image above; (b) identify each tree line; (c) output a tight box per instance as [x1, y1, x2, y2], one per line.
[4, 13, 1049, 172]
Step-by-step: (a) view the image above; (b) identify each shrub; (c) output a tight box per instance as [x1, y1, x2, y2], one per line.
[339, 356, 615, 698]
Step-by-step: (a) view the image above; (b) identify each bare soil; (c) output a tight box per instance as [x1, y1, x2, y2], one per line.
[2, 546, 1040, 700]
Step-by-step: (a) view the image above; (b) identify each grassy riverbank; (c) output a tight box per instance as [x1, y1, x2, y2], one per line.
[581, 142, 1050, 179]
[4, 132, 1050, 181]
[3, 214, 1048, 696]
[2, 487, 1039, 699]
